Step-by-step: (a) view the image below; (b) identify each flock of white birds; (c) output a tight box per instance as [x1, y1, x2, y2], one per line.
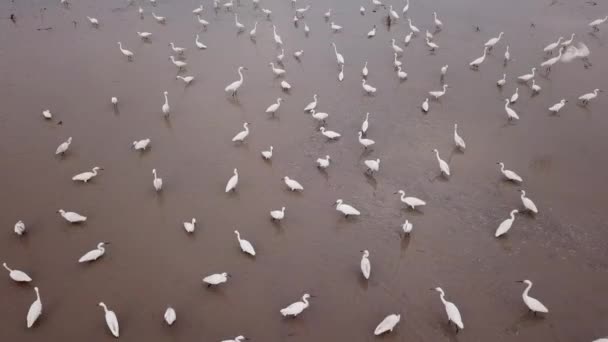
[3, 0, 607, 340]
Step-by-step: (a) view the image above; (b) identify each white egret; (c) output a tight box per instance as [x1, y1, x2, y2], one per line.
[98, 302, 120, 338]
[549, 99, 567, 114]
[360, 6, 365, 15]
[422, 98, 429, 112]
[390, 6, 399, 20]
[516, 280, 549, 314]
[561, 42, 590, 63]
[281, 80, 291, 91]
[223, 0, 234, 10]
[164, 307, 176, 325]
[27, 287, 42, 328]
[196, 14, 209, 27]
[316, 155, 331, 169]
[183, 218, 196, 233]
[195, 34, 207, 49]
[362, 79, 377, 94]
[117, 42, 133, 60]
[358, 131, 375, 149]
[284, 176, 303, 191]
[234, 13, 244, 32]
[469, 47, 489, 68]
[261, 146, 273, 160]
[429, 84, 448, 99]
[433, 149, 450, 177]
[374, 314, 400, 335]
[330, 22, 342, 32]
[79, 242, 109, 263]
[273, 25, 283, 45]
[510, 88, 519, 103]
[14, 220, 26, 235]
[162, 91, 170, 116]
[232, 122, 250, 143]
[235, 230, 256, 256]
[402, 0, 409, 14]
[137, 31, 152, 40]
[72, 167, 102, 183]
[433, 287, 464, 332]
[484, 32, 504, 49]
[304, 94, 318, 112]
[203, 272, 229, 287]
[249, 22, 257, 38]
[394, 53, 402, 68]
[269, 62, 285, 76]
[497, 74, 507, 87]
[497, 162, 523, 182]
[294, 50, 304, 59]
[270, 207, 285, 220]
[111, 97, 118, 107]
[361, 113, 370, 134]
[517, 68, 535, 83]
[152, 169, 163, 192]
[335, 199, 361, 217]
[338, 64, 344, 81]
[433, 11, 443, 29]
[296, 5, 311, 16]
[265, 98, 283, 116]
[133, 138, 151, 151]
[360, 250, 371, 279]
[367, 25, 376, 38]
[225, 168, 238, 192]
[531, 79, 541, 94]
[169, 56, 187, 70]
[578, 89, 602, 105]
[176, 75, 195, 85]
[55, 137, 72, 155]
[281, 294, 312, 317]
[544, 37, 564, 53]
[561, 33, 575, 46]
[454, 124, 466, 150]
[407, 18, 420, 34]
[262, 8, 272, 18]
[192, 5, 204, 14]
[42, 109, 52, 119]
[589, 16, 608, 31]
[504, 45, 510, 63]
[404, 31, 413, 45]
[3, 263, 32, 282]
[86, 16, 99, 27]
[304, 22, 310, 34]
[364, 159, 380, 174]
[441, 65, 448, 79]
[57, 209, 87, 223]
[396, 190, 426, 209]
[320, 126, 341, 140]
[520, 190, 538, 214]
[425, 37, 439, 51]
[362, 61, 369, 77]
[504, 99, 519, 121]
[324, 8, 332, 20]
[392, 38, 404, 54]
[331, 42, 344, 65]
[541, 48, 563, 73]
[277, 49, 285, 63]
[225, 66, 247, 97]
[495, 209, 518, 237]
[402, 219, 413, 234]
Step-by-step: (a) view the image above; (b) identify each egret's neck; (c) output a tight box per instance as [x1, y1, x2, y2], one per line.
[238, 69, 244, 82]
[3, 264, 11, 272]
[302, 297, 309, 306]
[439, 292, 448, 305]
[523, 282, 532, 297]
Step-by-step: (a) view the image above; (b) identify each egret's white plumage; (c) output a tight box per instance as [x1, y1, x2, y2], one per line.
[510, 88, 519, 103]
[304, 94, 318, 112]
[320, 126, 341, 140]
[87, 16, 99, 26]
[362, 61, 369, 77]
[42, 109, 52, 119]
[392, 38, 404, 54]
[225, 66, 246, 96]
[162, 91, 170, 116]
[425, 37, 439, 51]
[531, 79, 542, 94]
[169, 56, 187, 70]
[284, 176, 304, 191]
[98, 302, 120, 337]
[55, 137, 72, 155]
[330, 22, 342, 32]
[520, 190, 538, 214]
[225, 168, 239, 192]
[407, 18, 419, 34]
[360, 250, 371, 279]
[3, 263, 32, 282]
[203, 272, 229, 286]
[396, 190, 426, 209]
[422, 98, 429, 112]
[402, 219, 413, 234]
[316, 155, 331, 169]
[164, 307, 176, 325]
[335, 199, 361, 216]
[429, 84, 448, 99]
[152, 12, 165, 23]
[235, 230, 256, 256]
[517, 280, 549, 314]
[232, 122, 250, 142]
[589, 16, 608, 31]
[137, 31, 152, 40]
[176, 75, 195, 85]
[544, 37, 564, 53]
[495, 209, 518, 237]
[362, 79, 377, 94]
[152, 168, 163, 192]
[73, 167, 102, 182]
[261, 146, 273, 160]
[183, 218, 196, 233]
[14, 220, 26, 235]
[374, 314, 400, 335]
[518, 68, 535, 83]
[133, 138, 151, 151]
[504, 99, 519, 121]
[549, 99, 567, 114]
[358, 131, 375, 149]
[249, 22, 257, 38]
[433, 287, 464, 331]
[367, 25, 376, 38]
[498, 162, 523, 182]
[117, 42, 133, 60]
[58, 209, 87, 223]
[79, 242, 109, 263]
[280, 294, 312, 317]
[578, 89, 601, 105]
[470, 47, 489, 68]
[266, 98, 283, 115]
[310, 110, 328, 123]
[361, 113, 370, 134]
[27, 287, 42, 328]
[561, 42, 590, 63]
[270, 207, 285, 220]
[454, 124, 466, 150]
[484, 32, 504, 49]
[331, 42, 344, 65]
[364, 159, 380, 174]
[433, 149, 450, 177]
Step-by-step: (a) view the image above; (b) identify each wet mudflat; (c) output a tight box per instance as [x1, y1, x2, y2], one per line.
[1, 0, 608, 341]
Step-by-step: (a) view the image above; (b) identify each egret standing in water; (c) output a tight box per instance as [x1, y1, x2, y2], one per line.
[516, 280, 549, 315]
[270, 207, 285, 220]
[395, 190, 426, 209]
[234, 230, 256, 256]
[497, 162, 523, 182]
[402, 219, 413, 234]
[454, 124, 466, 151]
[232, 122, 250, 143]
[484, 32, 504, 50]
[265, 98, 283, 116]
[283, 176, 304, 191]
[72, 167, 103, 183]
[183, 218, 196, 233]
[152, 169, 163, 192]
[261, 146, 273, 160]
[203, 272, 230, 287]
[162, 91, 170, 117]
[3, 263, 32, 282]
[520, 190, 538, 214]
[335, 199, 361, 217]
[27, 287, 42, 328]
[374, 314, 400, 335]
[164, 307, 176, 325]
[55, 137, 72, 155]
[14, 220, 26, 235]
[98, 302, 120, 338]
[495, 209, 518, 237]
[432, 149, 450, 177]
[57, 209, 87, 223]
[548, 99, 567, 114]
[304, 94, 318, 112]
[280, 293, 313, 317]
[225, 66, 247, 97]
[78, 242, 110, 263]
[225, 168, 239, 192]
[360, 250, 371, 279]
[432, 287, 464, 333]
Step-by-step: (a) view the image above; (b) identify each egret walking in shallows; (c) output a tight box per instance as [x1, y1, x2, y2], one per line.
[311, 110, 328, 123]
[222, 336, 248, 342]
[331, 42, 344, 65]
[162, 91, 170, 117]
[484, 32, 504, 50]
[364, 159, 380, 174]
[544, 37, 563, 54]
[270, 207, 285, 220]
[516, 280, 549, 314]
[422, 98, 429, 112]
[429, 84, 448, 99]
[261, 146, 273, 160]
[14, 220, 26, 235]
[235, 230, 256, 256]
[361, 113, 370, 134]
[133, 138, 151, 151]
[73, 167, 103, 182]
[362, 79, 377, 94]
[3, 263, 32, 282]
[402, 219, 413, 234]
[497, 162, 523, 182]
[98, 302, 120, 338]
[360, 250, 371, 279]
[425, 37, 439, 52]
[58, 209, 87, 223]
[517, 68, 535, 83]
[358, 131, 375, 148]
[549, 99, 567, 114]
[137, 31, 152, 40]
[266, 98, 283, 116]
[111, 97, 118, 108]
[117, 42, 133, 60]
[280, 293, 313, 317]
[86, 16, 99, 27]
[196, 15, 209, 28]
[367, 25, 376, 38]
[225, 168, 238, 192]
[320, 126, 341, 140]
[42, 109, 52, 119]
[55, 137, 72, 155]
[432, 149, 450, 177]
[152, 12, 166, 23]
[469, 47, 489, 69]
[504, 99, 519, 121]
[395, 190, 426, 209]
[284, 176, 304, 191]
[589, 16, 608, 31]
[304, 94, 318, 112]
[183, 218, 196, 233]
[232, 122, 250, 143]
[164, 307, 176, 325]
[433, 11, 443, 29]
[192, 4, 203, 14]
[176, 75, 195, 85]
[504, 46, 510, 64]
[454, 124, 466, 150]
[195, 34, 207, 49]
[520, 190, 538, 214]
[27, 287, 42, 328]
[316, 155, 331, 169]
[531, 79, 542, 94]
[362, 61, 369, 77]
[152, 169, 163, 192]
[79, 242, 109, 263]
[335, 199, 361, 217]
[495, 209, 518, 237]
[432, 287, 464, 333]
[578, 89, 602, 105]
[169, 56, 187, 70]
[281, 80, 291, 91]
[510, 88, 519, 103]
[407, 18, 420, 34]
[374, 313, 400, 335]
[225, 66, 247, 97]
[203, 272, 230, 287]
